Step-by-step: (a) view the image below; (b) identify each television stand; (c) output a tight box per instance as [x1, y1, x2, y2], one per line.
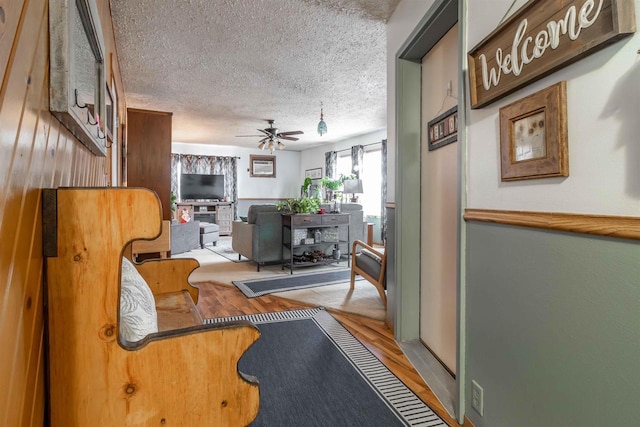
[176, 201, 233, 236]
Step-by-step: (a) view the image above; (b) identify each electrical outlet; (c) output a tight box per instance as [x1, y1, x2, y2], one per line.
[472, 380, 484, 416]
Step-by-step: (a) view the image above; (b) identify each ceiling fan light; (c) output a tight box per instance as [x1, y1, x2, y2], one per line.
[258, 141, 266, 150]
[278, 141, 285, 150]
[268, 140, 275, 152]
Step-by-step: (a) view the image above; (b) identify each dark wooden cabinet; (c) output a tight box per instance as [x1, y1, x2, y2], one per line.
[126, 109, 172, 220]
[281, 213, 350, 274]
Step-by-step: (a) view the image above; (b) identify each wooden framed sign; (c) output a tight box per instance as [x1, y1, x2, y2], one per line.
[427, 106, 458, 151]
[468, 0, 636, 109]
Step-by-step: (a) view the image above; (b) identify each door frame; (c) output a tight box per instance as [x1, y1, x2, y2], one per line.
[394, 0, 467, 423]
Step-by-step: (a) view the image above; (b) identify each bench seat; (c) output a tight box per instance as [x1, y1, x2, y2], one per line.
[155, 290, 204, 331]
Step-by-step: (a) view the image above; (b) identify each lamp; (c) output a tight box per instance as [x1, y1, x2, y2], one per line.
[342, 179, 363, 203]
[317, 102, 327, 136]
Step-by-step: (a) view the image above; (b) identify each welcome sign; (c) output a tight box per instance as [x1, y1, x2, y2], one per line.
[468, 0, 636, 109]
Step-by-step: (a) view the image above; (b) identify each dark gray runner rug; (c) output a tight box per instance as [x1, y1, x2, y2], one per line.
[206, 308, 447, 427]
[233, 269, 363, 298]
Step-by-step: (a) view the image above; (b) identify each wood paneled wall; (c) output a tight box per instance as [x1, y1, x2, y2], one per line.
[0, 1, 124, 425]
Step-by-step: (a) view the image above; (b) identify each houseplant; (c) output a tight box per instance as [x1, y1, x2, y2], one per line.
[301, 177, 313, 197]
[276, 196, 321, 214]
[321, 174, 356, 201]
[170, 192, 177, 218]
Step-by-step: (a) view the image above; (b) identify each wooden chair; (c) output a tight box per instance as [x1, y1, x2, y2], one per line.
[350, 240, 387, 307]
[43, 188, 260, 427]
[131, 219, 170, 259]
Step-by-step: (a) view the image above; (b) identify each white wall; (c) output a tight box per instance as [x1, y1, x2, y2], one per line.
[299, 129, 387, 181]
[172, 143, 302, 199]
[386, 0, 438, 202]
[466, 1, 640, 216]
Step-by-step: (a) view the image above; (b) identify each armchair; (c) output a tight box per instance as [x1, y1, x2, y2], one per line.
[350, 240, 387, 307]
[231, 205, 283, 271]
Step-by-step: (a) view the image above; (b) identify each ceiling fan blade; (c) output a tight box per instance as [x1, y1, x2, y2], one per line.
[257, 129, 271, 136]
[259, 137, 269, 143]
[236, 134, 264, 137]
[279, 136, 299, 141]
[278, 130, 303, 136]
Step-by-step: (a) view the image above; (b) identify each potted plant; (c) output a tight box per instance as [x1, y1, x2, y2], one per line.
[320, 174, 355, 201]
[276, 196, 321, 214]
[170, 192, 177, 218]
[301, 177, 313, 197]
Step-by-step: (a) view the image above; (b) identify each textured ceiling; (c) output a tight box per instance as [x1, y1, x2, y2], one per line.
[110, 0, 400, 150]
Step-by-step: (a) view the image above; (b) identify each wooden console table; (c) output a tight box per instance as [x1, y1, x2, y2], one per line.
[281, 213, 350, 274]
[176, 201, 233, 235]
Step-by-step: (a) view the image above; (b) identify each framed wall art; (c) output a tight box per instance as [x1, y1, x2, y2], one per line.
[250, 155, 276, 177]
[427, 106, 458, 151]
[499, 81, 568, 181]
[304, 167, 322, 179]
[467, 0, 636, 109]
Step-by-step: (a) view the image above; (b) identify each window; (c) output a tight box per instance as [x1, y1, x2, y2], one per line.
[361, 149, 381, 217]
[336, 148, 382, 217]
[337, 153, 351, 178]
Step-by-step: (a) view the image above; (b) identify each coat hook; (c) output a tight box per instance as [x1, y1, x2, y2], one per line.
[74, 89, 88, 109]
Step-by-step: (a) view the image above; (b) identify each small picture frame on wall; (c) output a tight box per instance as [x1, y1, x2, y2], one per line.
[305, 167, 322, 180]
[427, 106, 458, 151]
[499, 81, 568, 181]
[250, 155, 276, 177]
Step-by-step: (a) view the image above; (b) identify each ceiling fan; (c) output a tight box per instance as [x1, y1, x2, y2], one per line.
[236, 119, 303, 152]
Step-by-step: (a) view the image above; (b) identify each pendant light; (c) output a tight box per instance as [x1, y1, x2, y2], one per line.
[317, 102, 327, 136]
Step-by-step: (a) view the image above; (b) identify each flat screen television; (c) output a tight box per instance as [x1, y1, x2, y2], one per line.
[180, 174, 225, 201]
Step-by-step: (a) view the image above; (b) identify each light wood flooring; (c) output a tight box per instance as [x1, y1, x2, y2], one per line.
[197, 281, 463, 427]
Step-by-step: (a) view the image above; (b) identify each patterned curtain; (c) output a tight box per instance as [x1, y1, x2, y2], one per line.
[171, 154, 239, 219]
[380, 139, 388, 244]
[351, 145, 364, 178]
[211, 156, 238, 219]
[325, 151, 337, 178]
[181, 154, 211, 174]
[171, 154, 180, 198]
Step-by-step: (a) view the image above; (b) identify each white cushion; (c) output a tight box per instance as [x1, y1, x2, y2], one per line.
[120, 257, 158, 343]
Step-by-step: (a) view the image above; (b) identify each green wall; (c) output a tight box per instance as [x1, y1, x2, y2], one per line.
[466, 222, 640, 426]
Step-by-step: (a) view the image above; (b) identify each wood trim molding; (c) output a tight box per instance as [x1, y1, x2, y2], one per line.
[464, 209, 640, 240]
[237, 198, 286, 201]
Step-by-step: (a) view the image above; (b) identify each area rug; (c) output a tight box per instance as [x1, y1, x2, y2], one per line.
[233, 268, 363, 297]
[275, 280, 386, 321]
[205, 237, 247, 263]
[206, 308, 447, 427]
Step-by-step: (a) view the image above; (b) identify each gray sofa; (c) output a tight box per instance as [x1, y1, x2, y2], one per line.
[231, 205, 283, 271]
[232, 203, 367, 271]
[320, 203, 367, 255]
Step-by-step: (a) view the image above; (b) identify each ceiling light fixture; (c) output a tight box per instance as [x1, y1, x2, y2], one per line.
[317, 102, 327, 136]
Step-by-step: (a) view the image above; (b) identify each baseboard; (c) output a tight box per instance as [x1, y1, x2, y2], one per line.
[463, 415, 476, 427]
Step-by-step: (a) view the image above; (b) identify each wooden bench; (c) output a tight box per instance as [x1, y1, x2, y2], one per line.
[43, 188, 260, 427]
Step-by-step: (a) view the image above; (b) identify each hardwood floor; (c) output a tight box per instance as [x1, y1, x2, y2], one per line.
[197, 281, 462, 427]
